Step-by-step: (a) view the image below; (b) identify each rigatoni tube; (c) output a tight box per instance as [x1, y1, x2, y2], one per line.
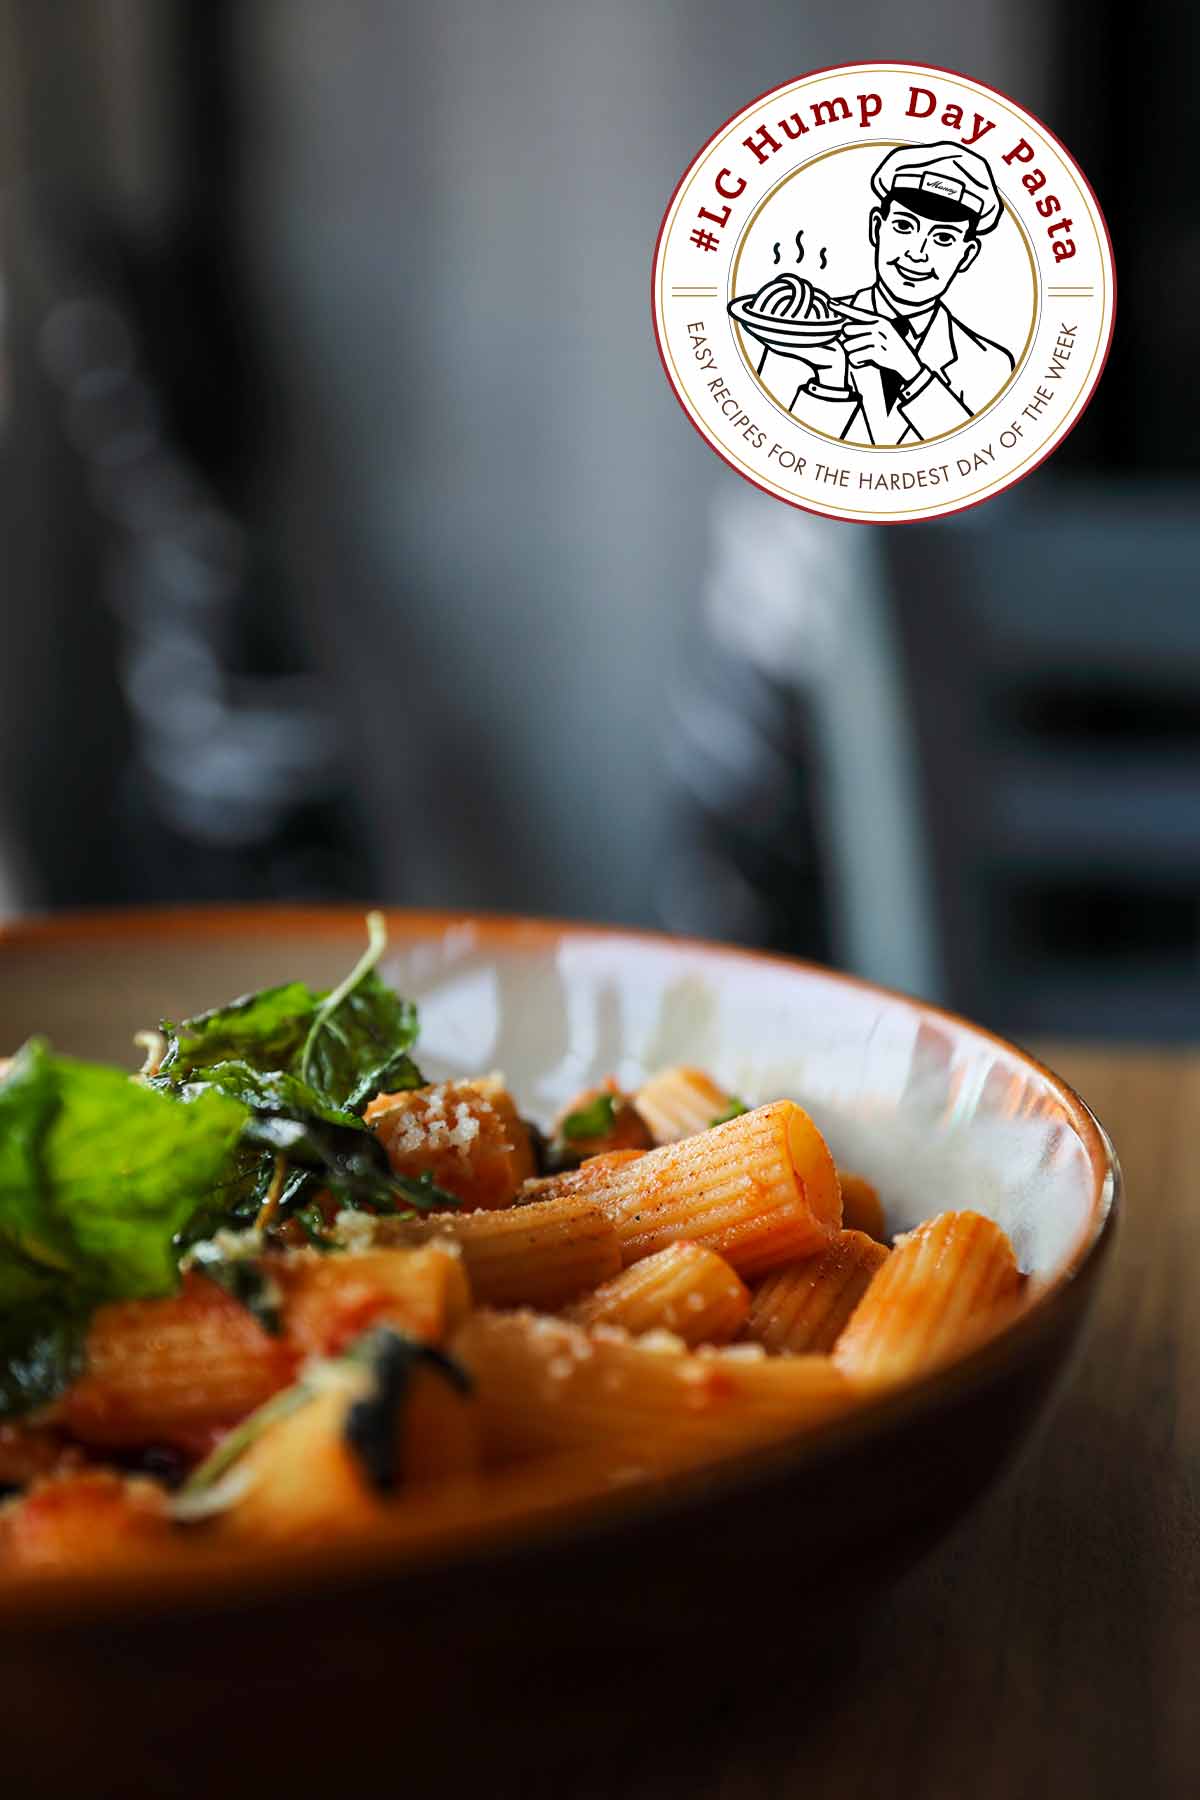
[633, 1066, 736, 1144]
[373, 1195, 621, 1310]
[452, 1309, 855, 1469]
[833, 1210, 1022, 1385]
[276, 1244, 471, 1358]
[214, 1363, 478, 1546]
[58, 1274, 297, 1450]
[563, 1100, 841, 1278]
[564, 1242, 749, 1346]
[838, 1172, 888, 1244]
[745, 1230, 889, 1355]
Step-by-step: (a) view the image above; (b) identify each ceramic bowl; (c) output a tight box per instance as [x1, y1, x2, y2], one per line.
[0, 907, 1118, 1789]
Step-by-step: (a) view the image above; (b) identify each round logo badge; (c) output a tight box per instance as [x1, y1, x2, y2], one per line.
[653, 62, 1115, 524]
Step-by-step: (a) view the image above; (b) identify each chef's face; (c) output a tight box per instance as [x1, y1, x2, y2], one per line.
[870, 202, 981, 307]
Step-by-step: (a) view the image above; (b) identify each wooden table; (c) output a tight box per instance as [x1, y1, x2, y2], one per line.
[533, 1046, 1196, 1800]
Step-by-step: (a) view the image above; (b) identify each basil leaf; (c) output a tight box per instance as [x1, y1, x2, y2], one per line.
[172, 1063, 362, 1132]
[389, 1170, 462, 1212]
[710, 1097, 749, 1126]
[239, 1109, 407, 1208]
[0, 1041, 248, 1303]
[561, 1092, 617, 1142]
[0, 1040, 248, 1416]
[293, 1203, 336, 1250]
[157, 915, 422, 1118]
[298, 913, 421, 1115]
[156, 981, 322, 1087]
[0, 1305, 88, 1418]
[151, 915, 428, 1237]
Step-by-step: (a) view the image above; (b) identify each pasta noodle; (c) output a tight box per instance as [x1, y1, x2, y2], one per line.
[833, 1210, 1023, 1385]
[452, 1309, 855, 1468]
[838, 1172, 888, 1244]
[549, 1101, 841, 1278]
[277, 1243, 471, 1357]
[0, 1423, 71, 1490]
[0, 1470, 171, 1570]
[371, 1196, 621, 1310]
[632, 1067, 735, 1144]
[58, 1275, 298, 1451]
[215, 1362, 478, 1545]
[564, 1242, 749, 1346]
[745, 1230, 889, 1355]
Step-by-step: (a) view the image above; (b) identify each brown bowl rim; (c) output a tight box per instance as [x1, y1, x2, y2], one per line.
[0, 903, 1120, 1629]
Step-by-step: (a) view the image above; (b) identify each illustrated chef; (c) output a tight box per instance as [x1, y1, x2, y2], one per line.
[762, 142, 1015, 447]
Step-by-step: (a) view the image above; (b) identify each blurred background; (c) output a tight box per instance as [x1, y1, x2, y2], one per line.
[0, 2, 1195, 1040]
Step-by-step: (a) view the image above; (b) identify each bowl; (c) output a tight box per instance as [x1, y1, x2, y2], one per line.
[728, 294, 848, 353]
[0, 906, 1118, 1789]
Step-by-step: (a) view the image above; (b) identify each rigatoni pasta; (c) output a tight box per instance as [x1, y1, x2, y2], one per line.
[277, 1243, 472, 1357]
[0, 921, 1032, 1577]
[564, 1242, 749, 1345]
[0, 1470, 172, 1571]
[745, 1230, 889, 1355]
[371, 1195, 621, 1310]
[838, 1172, 888, 1244]
[452, 1310, 855, 1467]
[547, 1100, 842, 1277]
[212, 1342, 479, 1545]
[833, 1211, 1022, 1385]
[57, 1275, 298, 1451]
[633, 1066, 738, 1144]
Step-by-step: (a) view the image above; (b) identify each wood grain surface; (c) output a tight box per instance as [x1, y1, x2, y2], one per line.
[487, 1045, 1195, 1800]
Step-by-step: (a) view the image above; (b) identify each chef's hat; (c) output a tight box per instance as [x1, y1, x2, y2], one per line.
[871, 142, 1003, 235]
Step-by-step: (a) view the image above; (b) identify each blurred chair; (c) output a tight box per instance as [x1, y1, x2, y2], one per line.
[895, 482, 1200, 1039]
[660, 487, 942, 1002]
[664, 478, 1200, 1041]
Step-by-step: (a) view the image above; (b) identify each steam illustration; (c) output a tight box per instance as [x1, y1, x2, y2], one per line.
[770, 228, 828, 269]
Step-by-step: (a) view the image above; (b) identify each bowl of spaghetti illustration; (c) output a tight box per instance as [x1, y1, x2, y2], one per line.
[728, 273, 850, 355]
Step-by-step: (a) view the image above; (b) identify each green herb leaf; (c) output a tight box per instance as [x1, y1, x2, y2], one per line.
[152, 915, 428, 1238]
[238, 1108, 411, 1208]
[156, 913, 421, 1118]
[388, 1170, 461, 1213]
[0, 1040, 248, 1416]
[0, 1305, 88, 1418]
[155, 981, 323, 1088]
[560, 1092, 618, 1142]
[174, 1063, 359, 1130]
[299, 911, 421, 1113]
[710, 1097, 749, 1127]
[293, 1202, 336, 1250]
[174, 1382, 318, 1513]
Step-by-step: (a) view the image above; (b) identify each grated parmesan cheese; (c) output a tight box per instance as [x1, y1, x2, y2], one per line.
[332, 1209, 379, 1252]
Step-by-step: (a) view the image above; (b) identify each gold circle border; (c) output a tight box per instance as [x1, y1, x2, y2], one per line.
[655, 63, 1112, 520]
